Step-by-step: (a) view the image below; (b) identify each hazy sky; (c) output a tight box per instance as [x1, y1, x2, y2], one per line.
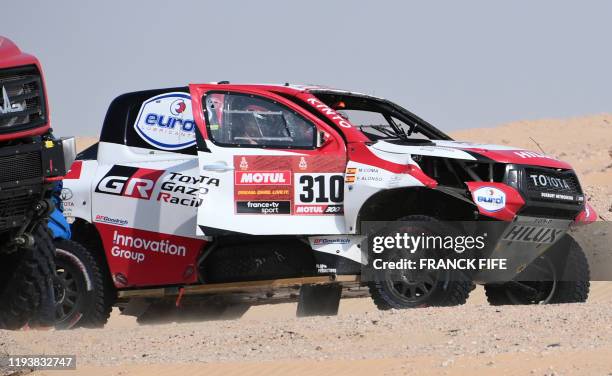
[3, 0, 612, 136]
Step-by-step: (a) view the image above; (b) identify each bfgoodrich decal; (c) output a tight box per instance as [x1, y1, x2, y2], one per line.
[133, 92, 196, 151]
[94, 214, 129, 226]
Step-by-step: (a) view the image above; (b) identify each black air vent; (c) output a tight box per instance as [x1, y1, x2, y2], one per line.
[0, 149, 42, 184]
[0, 65, 46, 134]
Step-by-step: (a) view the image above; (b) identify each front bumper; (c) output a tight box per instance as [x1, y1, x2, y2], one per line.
[0, 139, 69, 232]
[467, 164, 585, 222]
[472, 216, 573, 283]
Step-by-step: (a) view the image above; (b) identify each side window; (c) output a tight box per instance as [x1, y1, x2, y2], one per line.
[204, 93, 315, 148]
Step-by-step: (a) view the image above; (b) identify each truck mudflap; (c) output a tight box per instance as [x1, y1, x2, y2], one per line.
[473, 216, 573, 283]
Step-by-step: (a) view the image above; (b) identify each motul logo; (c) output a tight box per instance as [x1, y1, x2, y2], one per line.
[296, 205, 324, 214]
[235, 171, 291, 185]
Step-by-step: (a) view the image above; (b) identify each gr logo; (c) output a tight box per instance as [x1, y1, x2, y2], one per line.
[95, 165, 164, 200]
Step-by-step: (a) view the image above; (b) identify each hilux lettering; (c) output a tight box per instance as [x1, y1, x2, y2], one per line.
[502, 225, 564, 244]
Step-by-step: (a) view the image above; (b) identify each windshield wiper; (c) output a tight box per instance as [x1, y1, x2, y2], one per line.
[387, 116, 413, 140]
[367, 125, 401, 139]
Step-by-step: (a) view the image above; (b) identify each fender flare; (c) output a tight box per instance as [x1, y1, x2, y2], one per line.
[352, 186, 478, 232]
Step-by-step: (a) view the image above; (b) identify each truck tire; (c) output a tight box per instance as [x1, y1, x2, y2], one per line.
[0, 225, 55, 330]
[367, 216, 472, 310]
[484, 234, 589, 305]
[53, 239, 113, 329]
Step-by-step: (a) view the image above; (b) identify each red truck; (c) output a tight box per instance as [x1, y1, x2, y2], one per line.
[0, 36, 74, 329]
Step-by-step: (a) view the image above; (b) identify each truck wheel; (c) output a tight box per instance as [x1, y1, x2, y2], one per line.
[0, 225, 55, 330]
[484, 234, 589, 305]
[53, 239, 112, 328]
[367, 216, 472, 310]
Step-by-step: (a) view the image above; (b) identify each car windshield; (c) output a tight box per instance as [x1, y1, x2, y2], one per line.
[311, 92, 451, 142]
[336, 109, 430, 141]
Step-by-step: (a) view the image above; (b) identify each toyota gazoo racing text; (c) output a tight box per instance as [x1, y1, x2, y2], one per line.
[59, 83, 596, 326]
[0, 36, 75, 329]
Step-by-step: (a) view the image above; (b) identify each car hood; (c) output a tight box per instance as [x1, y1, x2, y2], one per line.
[369, 140, 572, 169]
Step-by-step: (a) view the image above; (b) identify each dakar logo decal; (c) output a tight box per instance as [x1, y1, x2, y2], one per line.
[133, 92, 196, 151]
[239, 157, 249, 170]
[298, 157, 308, 170]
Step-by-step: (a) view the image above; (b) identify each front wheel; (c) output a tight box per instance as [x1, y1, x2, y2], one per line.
[485, 234, 590, 305]
[53, 239, 113, 329]
[367, 215, 472, 310]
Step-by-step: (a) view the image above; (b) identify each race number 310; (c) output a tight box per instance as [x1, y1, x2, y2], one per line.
[295, 173, 344, 204]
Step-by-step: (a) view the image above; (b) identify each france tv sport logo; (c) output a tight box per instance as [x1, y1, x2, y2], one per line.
[133, 92, 196, 151]
[473, 186, 506, 212]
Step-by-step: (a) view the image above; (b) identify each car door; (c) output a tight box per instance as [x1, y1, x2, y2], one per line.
[189, 85, 348, 236]
[90, 89, 207, 287]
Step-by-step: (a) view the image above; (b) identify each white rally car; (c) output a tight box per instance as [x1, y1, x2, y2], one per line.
[57, 83, 595, 327]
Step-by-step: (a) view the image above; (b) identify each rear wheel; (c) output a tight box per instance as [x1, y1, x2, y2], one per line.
[0, 225, 55, 330]
[367, 216, 472, 310]
[485, 234, 589, 305]
[53, 239, 113, 329]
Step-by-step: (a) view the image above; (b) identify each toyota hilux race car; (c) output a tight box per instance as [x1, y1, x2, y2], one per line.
[57, 83, 597, 326]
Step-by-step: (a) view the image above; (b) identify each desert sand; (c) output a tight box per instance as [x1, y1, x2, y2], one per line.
[1, 114, 611, 376]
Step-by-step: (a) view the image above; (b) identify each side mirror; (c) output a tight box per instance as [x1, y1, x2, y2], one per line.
[61, 137, 77, 171]
[316, 131, 329, 148]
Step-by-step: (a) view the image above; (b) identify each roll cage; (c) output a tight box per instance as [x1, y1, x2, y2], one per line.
[309, 90, 453, 142]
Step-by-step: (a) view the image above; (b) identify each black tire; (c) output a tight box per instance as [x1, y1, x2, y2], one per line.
[484, 234, 590, 305]
[483, 284, 512, 305]
[53, 239, 113, 329]
[0, 225, 55, 330]
[367, 216, 472, 310]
